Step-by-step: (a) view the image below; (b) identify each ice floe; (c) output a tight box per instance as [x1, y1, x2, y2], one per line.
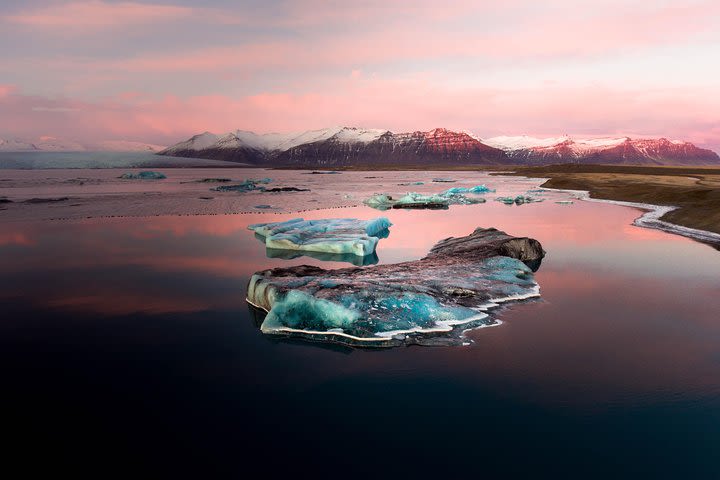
[248, 217, 392, 258]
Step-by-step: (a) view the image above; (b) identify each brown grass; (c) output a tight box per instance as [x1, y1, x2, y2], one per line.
[501, 164, 720, 234]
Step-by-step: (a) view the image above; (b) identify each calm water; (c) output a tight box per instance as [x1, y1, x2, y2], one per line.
[1, 176, 720, 477]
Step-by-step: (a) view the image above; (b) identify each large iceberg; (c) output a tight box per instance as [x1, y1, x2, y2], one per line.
[247, 227, 545, 346]
[248, 217, 392, 258]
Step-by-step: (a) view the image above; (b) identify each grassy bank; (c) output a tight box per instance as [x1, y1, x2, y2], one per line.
[502, 164, 720, 235]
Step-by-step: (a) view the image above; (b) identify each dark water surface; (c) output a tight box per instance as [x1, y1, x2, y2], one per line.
[1, 198, 720, 478]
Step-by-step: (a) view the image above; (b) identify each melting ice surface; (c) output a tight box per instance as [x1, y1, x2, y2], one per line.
[248, 217, 392, 258]
[247, 227, 544, 346]
[249, 255, 539, 346]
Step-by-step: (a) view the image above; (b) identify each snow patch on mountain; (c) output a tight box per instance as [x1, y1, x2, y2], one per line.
[484, 135, 572, 151]
[163, 126, 392, 154]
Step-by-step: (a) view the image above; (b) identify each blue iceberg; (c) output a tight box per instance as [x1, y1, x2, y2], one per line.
[248, 217, 392, 258]
[247, 227, 545, 346]
[441, 185, 495, 195]
[364, 187, 489, 210]
[495, 195, 544, 205]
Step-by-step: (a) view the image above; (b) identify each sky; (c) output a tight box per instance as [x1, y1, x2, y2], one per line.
[1, 0, 719, 150]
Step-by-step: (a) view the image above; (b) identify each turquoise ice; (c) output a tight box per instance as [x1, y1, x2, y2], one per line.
[248, 217, 392, 258]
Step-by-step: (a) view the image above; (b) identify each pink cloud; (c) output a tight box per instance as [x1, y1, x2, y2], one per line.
[4, 1, 194, 28]
[31, 1, 715, 74]
[0, 85, 15, 98]
[1, 81, 719, 152]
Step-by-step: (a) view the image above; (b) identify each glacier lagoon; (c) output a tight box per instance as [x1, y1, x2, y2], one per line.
[1, 166, 720, 476]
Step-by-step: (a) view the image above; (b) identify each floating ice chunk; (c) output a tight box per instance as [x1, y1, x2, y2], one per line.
[394, 192, 450, 209]
[495, 195, 543, 205]
[364, 190, 486, 210]
[555, 200, 573, 205]
[119, 171, 166, 180]
[247, 227, 546, 346]
[213, 178, 273, 192]
[248, 217, 392, 258]
[363, 194, 396, 210]
[441, 185, 494, 195]
[398, 181, 425, 186]
[432, 178, 456, 183]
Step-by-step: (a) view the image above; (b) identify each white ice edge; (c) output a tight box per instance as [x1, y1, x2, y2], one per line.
[546, 184, 720, 244]
[246, 284, 540, 343]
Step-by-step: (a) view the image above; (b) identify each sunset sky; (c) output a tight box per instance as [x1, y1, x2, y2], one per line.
[1, 0, 719, 150]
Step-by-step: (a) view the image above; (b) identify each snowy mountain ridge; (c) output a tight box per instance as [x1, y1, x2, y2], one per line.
[158, 126, 719, 167]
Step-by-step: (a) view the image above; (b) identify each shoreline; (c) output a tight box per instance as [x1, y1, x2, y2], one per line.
[548, 185, 720, 247]
[500, 164, 720, 240]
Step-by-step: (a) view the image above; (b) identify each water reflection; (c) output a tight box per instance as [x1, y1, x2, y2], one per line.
[265, 248, 380, 266]
[1, 199, 719, 398]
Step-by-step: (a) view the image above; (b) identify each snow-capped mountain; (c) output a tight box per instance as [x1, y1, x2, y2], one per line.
[92, 141, 166, 152]
[35, 136, 86, 151]
[158, 127, 720, 167]
[159, 126, 509, 166]
[484, 135, 719, 165]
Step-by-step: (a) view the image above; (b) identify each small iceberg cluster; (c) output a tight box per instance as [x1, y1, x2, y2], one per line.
[119, 171, 166, 180]
[495, 195, 544, 205]
[247, 227, 545, 347]
[213, 178, 272, 192]
[441, 185, 494, 195]
[248, 217, 392, 258]
[364, 185, 492, 210]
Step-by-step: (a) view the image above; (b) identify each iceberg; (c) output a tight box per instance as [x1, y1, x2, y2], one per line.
[213, 177, 272, 192]
[393, 193, 450, 209]
[495, 195, 544, 205]
[119, 171, 166, 180]
[363, 194, 397, 210]
[364, 188, 489, 210]
[441, 185, 495, 195]
[247, 227, 545, 346]
[248, 217, 392, 258]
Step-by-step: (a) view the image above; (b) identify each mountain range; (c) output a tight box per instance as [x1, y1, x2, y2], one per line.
[157, 126, 720, 167]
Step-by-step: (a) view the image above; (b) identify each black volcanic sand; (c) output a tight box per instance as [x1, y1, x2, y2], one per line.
[500, 164, 720, 235]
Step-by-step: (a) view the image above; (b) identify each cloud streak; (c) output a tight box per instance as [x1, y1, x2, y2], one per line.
[3, 1, 196, 28]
